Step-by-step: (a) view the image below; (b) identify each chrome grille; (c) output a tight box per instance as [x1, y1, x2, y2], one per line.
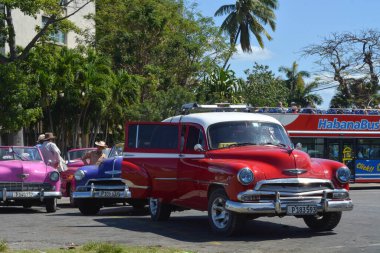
[0, 182, 53, 191]
[259, 182, 333, 193]
[86, 179, 124, 186]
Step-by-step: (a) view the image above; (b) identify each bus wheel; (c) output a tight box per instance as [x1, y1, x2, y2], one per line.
[303, 212, 342, 231]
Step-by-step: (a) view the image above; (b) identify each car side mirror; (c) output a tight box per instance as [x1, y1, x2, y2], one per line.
[194, 144, 205, 152]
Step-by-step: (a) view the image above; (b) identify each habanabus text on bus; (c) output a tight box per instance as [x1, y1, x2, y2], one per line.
[318, 118, 380, 130]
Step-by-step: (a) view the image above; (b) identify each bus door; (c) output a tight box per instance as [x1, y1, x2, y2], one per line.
[326, 139, 355, 164]
[326, 139, 355, 176]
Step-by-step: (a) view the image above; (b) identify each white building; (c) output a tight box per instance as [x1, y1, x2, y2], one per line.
[0, 1, 95, 55]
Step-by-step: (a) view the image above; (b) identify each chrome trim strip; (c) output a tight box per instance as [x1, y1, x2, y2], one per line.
[73, 185, 131, 199]
[120, 179, 149, 189]
[0, 191, 62, 200]
[124, 153, 180, 158]
[123, 153, 205, 159]
[225, 199, 354, 214]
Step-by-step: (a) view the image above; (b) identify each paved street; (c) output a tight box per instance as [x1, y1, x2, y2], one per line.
[0, 186, 379, 253]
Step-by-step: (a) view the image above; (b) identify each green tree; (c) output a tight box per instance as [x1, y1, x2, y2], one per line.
[95, 0, 228, 101]
[197, 66, 243, 104]
[242, 63, 288, 107]
[0, 62, 41, 133]
[279, 61, 311, 105]
[215, 0, 278, 68]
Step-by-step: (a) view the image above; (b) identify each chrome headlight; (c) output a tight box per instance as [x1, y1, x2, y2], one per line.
[74, 170, 86, 181]
[49, 171, 60, 182]
[237, 167, 254, 185]
[336, 167, 351, 183]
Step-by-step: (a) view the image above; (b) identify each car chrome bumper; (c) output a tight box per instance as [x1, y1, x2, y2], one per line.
[225, 189, 354, 215]
[1, 188, 62, 202]
[73, 183, 131, 199]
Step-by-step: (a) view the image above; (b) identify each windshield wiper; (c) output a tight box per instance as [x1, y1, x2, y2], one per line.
[260, 142, 288, 148]
[227, 142, 257, 148]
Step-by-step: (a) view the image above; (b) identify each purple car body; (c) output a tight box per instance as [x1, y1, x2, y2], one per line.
[0, 146, 61, 212]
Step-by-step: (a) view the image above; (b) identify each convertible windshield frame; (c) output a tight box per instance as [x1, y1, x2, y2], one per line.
[207, 121, 291, 150]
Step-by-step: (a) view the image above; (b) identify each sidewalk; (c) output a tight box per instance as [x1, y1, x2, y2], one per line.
[350, 183, 380, 190]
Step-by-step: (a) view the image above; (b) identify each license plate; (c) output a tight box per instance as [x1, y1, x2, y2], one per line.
[13, 192, 35, 198]
[287, 205, 317, 215]
[97, 191, 121, 198]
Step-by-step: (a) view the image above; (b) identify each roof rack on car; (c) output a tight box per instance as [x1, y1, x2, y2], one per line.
[181, 103, 253, 115]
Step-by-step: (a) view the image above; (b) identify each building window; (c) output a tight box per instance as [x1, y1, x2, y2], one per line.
[42, 16, 66, 45]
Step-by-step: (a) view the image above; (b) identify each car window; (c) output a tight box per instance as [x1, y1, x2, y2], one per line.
[127, 124, 179, 150]
[184, 126, 205, 152]
[208, 121, 291, 150]
[0, 147, 43, 161]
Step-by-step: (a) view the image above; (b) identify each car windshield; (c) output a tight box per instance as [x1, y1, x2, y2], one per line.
[108, 144, 124, 158]
[0, 147, 43, 161]
[67, 149, 95, 161]
[208, 121, 292, 150]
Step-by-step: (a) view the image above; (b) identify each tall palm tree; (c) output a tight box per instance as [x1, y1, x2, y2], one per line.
[215, 0, 278, 68]
[279, 61, 310, 104]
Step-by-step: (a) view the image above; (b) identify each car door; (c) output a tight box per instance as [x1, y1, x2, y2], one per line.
[175, 123, 208, 210]
[123, 122, 181, 201]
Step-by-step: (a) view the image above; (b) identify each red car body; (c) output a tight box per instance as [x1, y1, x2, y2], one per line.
[121, 112, 353, 235]
[60, 148, 96, 202]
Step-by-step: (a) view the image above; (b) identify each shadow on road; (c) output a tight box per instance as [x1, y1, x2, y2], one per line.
[92, 214, 335, 242]
[0, 206, 44, 214]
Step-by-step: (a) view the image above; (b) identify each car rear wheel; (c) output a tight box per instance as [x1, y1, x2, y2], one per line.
[208, 188, 245, 236]
[45, 198, 57, 213]
[303, 211, 342, 231]
[77, 200, 101, 215]
[149, 198, 171, 221]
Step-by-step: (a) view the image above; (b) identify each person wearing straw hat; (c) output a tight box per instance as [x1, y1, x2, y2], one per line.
[40, 132, 62, 169]
[81, 141, 108, 165]
[35, 134, 45, 148]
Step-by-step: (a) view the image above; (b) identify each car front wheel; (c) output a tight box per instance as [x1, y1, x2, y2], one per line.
[208, 188, 245, 236]
[77, 200, 101, 215]
[149, 198, 171, 221]
[303, 211, 342, 231]
[45, 198, 57, 213]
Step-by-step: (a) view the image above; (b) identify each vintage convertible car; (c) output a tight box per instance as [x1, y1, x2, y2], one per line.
[60, 147, 96, 206]
[0, 146, 61, 212]
[120, 109, 354, 235]
[73, 143, 146, 215]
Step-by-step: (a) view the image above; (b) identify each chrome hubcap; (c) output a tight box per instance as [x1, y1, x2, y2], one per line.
[211, 196, 229, 229]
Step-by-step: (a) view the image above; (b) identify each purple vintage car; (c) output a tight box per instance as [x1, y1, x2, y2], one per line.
[0, 146, 61, 212]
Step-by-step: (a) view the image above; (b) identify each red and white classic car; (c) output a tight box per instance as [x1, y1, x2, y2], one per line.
[121, 108, 353, 235]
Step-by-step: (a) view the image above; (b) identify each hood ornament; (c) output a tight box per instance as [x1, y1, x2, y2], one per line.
[284, 169, 307, 175]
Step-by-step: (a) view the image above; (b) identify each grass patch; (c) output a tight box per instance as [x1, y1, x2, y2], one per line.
[2, 242, 195, 253]
[0, 240, 8, 252]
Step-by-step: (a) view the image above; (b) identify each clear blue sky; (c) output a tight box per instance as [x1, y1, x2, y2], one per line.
[192, 0, 380, 108]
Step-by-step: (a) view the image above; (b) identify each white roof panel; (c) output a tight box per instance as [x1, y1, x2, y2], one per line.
[163, 112, 281, 130]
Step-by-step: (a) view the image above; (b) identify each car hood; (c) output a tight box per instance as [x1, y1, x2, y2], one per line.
[207, 146, 328, 180]
[78, 157, 122, 183]
[0, 160, 49, 182]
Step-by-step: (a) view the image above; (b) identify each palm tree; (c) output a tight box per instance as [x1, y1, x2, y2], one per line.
[279, 61, 310, 104]
[215, 0, 278, 68]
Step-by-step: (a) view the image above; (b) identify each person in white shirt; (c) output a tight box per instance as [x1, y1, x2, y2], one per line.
[40, 132, 61, 169]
